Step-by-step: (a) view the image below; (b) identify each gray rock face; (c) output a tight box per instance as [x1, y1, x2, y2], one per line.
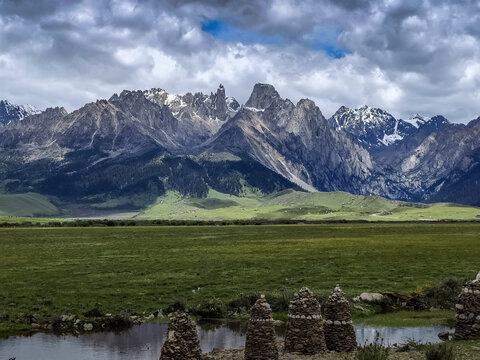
[328, 103, 480, 204]
[245, 83, 281, 110]
[141, 84, 237, 142]
[373, 116, 476, 203]
[205, 85, 379, 195]
[0, 84, 239, 157]
[213, 84, 228, 121]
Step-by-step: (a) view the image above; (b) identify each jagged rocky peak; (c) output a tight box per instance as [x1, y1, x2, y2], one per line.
[426, 115, 451, 128]
[43, 106, 68, 117]
[329, 105, 417, 149]
[281, 98, 326, 135]
[256, 95, 322, 142]
[405, 113, 430, 128]
[0, 100, 41, 125]
[140, 84, 238, 121]
[296, 98, 317, 110]
[143, 88, 184, 107]
[226, 96, 240, 111]
[109, 89, 160, 106]
[245, 83, 281, 110]
[409, 113, 452, 127]
[214, 84, 226, 110]
[403, 114, 456, 133]
[12, 106, 68, 128]
[330, 105, 396, 128]
[212, 83, 240, 119]
[211, 84, 228, 121]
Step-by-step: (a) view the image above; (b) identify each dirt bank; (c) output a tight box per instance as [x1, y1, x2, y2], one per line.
[204, 341, 480, 360]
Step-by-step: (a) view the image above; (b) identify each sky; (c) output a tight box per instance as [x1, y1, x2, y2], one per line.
[0, 0, 479, 122]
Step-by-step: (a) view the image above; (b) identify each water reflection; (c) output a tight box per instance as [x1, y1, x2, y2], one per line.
[0, 322, 452, 360]
[355, 325, 451, 346]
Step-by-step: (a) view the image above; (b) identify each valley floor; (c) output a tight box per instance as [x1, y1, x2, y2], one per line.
[1, 223, 479, 336]
[137, 189, 480, 222]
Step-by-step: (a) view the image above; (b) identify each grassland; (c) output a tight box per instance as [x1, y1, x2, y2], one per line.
[1, 223, 479, 335]
[0, 193, 60, 217]
[354, 310, 456, 327]
[137, 189, 480, 221]
[1, 188, 479, 222]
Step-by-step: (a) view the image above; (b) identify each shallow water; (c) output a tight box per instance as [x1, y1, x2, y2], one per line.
[0, 321, 451, 360]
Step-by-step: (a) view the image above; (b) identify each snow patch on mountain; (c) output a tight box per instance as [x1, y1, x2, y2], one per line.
[244, 106, 265, 112]
[380, 120, 404, 145]
[405, 113, 430, 128]
[329, 105, 416, 149]
[0, 100, 41, 125]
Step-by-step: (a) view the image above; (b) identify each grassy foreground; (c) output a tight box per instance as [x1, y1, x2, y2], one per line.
[1, 224, 479, 331]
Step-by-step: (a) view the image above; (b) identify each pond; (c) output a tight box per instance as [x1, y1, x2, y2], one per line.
[0, 321, 452, 360]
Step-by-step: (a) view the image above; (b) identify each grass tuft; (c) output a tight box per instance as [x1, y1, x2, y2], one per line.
[356, 334, 390, 360]
[425, 342, 455, 360]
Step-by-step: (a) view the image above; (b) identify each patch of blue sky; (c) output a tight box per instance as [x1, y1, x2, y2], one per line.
[201, 20, 283, 45]
[303, 26, 352, 58]
[202, 20, 351, 58]
[308, 43, 352, 58]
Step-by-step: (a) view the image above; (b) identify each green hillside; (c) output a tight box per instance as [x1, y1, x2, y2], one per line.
[0, 192, 60, 217]
[137, 189, 480, 221]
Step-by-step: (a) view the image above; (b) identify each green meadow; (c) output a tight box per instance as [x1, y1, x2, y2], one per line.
[1, 223, 479, 335]
[0, 193, 60, 217]
[1, 188, 479, 221]
[137, 189, 480, 221]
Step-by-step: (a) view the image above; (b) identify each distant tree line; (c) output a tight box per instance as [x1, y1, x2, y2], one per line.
[0, 218, 479, 228]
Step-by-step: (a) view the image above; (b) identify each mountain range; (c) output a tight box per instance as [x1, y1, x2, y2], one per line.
[0, 83, 479, 216]
[0, 100, 40, 125]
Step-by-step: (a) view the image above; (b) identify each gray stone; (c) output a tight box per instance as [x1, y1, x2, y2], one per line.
[354, 292, 384, 303]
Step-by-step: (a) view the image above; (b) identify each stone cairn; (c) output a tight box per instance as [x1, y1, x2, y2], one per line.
[159, 311, 203, 360]
[454, 271, 480, 340]
[160, 330, 190, 360]
[244, 295, 279, 360]
[284, 287, 327, 354]
[323, 285, 357, 352]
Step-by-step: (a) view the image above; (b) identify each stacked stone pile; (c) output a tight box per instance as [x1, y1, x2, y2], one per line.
[323, 285, 357, 352]
[454, 272, 480, 340]
[159, 311, 203, 360]
[244, 295, 279, 360]
[284, 287, 327, 354]
[159, 330, 190, 360]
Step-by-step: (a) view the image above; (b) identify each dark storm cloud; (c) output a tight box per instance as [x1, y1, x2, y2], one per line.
[0, 0, 67, 19]
[0, 0, 479, 122]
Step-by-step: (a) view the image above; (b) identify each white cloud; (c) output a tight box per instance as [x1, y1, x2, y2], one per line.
[0, 0, 479, 123]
